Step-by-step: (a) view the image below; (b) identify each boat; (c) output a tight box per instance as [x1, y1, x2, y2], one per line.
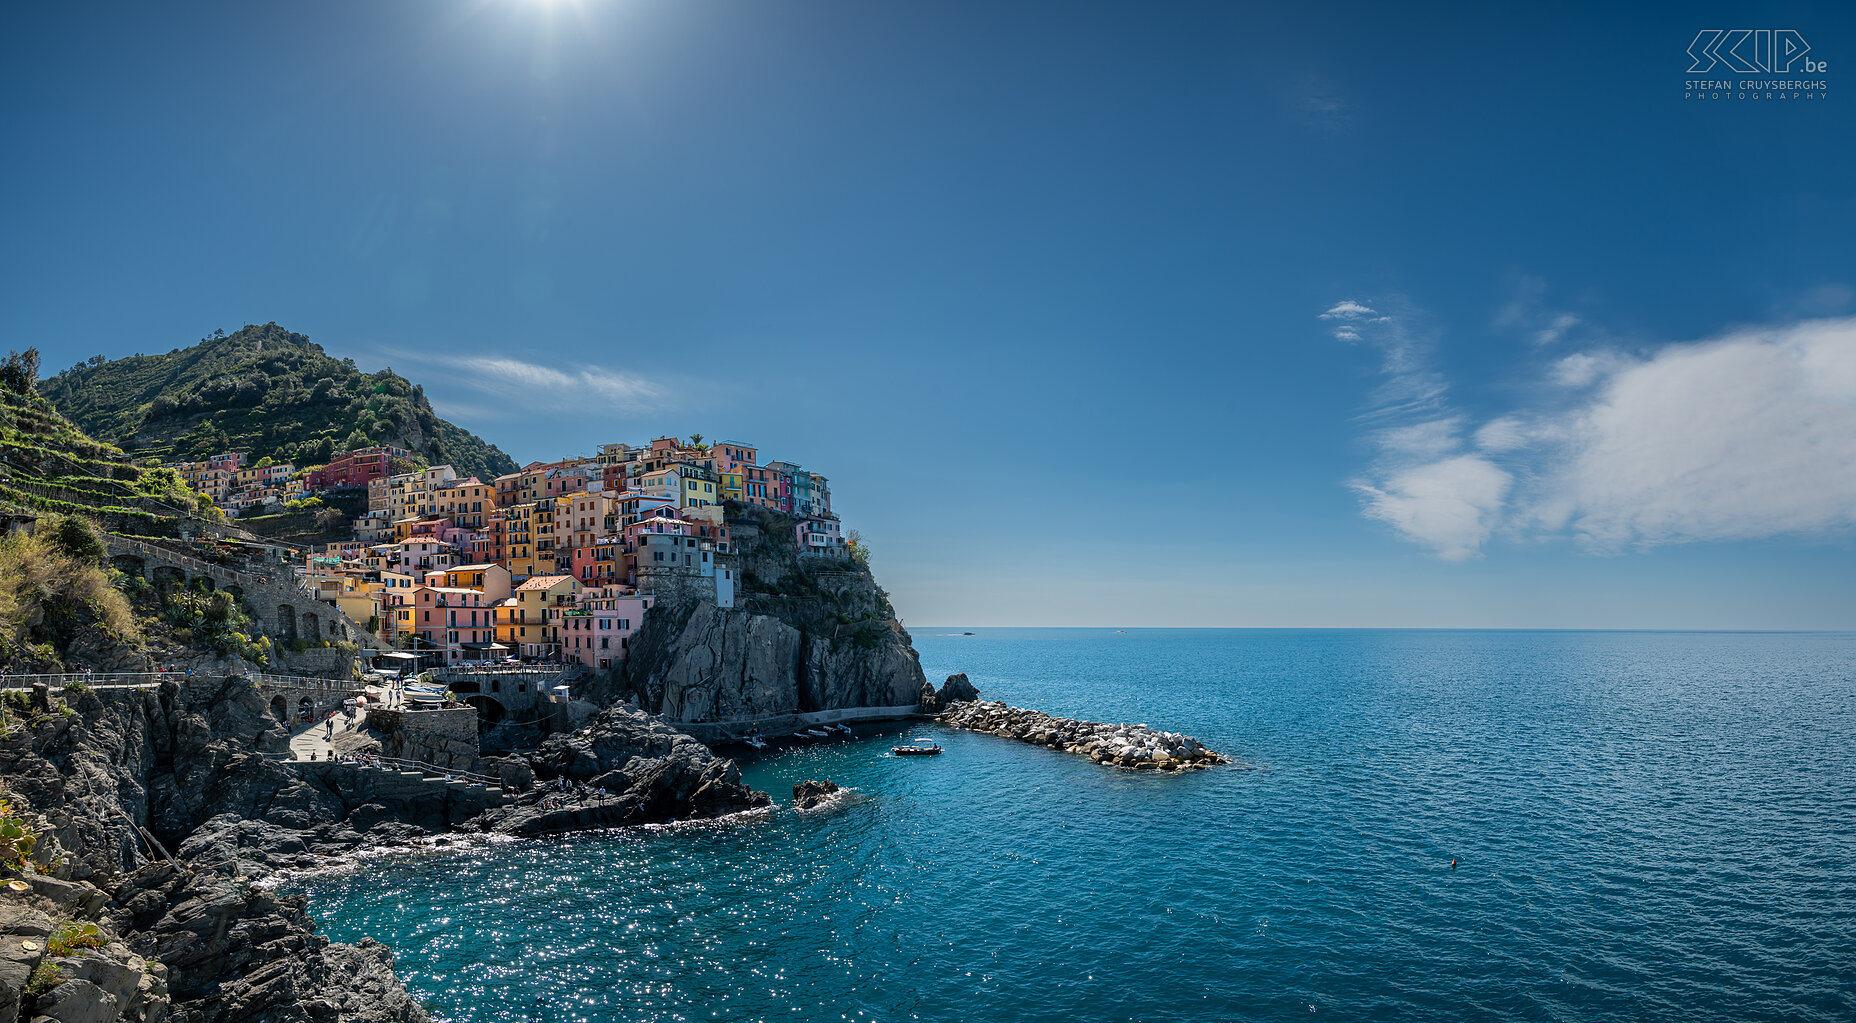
[892, 739, 943, 756]
[804, 728, 831, 738]
[743, 736, 767, 750]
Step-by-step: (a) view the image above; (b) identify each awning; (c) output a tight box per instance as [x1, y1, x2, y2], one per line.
[487, 643, 510, 651]
[380, 651, 419, 660]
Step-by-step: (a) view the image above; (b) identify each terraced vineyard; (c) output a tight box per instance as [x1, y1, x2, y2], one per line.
[0, 388, 208, 534]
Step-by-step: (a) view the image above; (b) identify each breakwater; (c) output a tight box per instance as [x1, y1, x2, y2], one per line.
[937, 698, 1227, 770]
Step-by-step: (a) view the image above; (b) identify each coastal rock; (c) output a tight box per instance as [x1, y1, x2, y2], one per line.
[620, 601, 925, 724]
[935, 673, 980, 706]
[610, 506, 927, 725]
[0, 676, 433, 1023]
[792, 780, 841, 810]
[939, 700, 1228, 771]
[475, 705, 770, 837]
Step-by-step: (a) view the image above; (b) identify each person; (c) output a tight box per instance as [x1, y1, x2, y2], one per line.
[325, 718, 334, 740]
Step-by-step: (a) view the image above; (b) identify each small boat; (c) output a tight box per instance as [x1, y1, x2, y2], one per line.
[804, 728, 830, 738]
[829, 724, 852, 735]
[791, 732, 812, 741]
[743, 736, 767, 750]
[892, 739, 943, 756]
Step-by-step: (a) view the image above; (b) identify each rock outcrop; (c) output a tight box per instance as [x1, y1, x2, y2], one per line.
[939, 700, 1228, 771]
[621, 601, 924, 723]
[791, 780, 840, 810]
[917, 672, 981, 714]
[613, 504, 925, 725]
[0, 678, 433, 1023]
[473, 704, 770, 837]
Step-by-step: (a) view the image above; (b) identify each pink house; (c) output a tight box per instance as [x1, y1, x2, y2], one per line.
[560, 585, 651, 671]
[407, 586, 498, 664]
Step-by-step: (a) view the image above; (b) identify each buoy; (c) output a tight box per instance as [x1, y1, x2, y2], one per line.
[1450, 858, 1457, 870]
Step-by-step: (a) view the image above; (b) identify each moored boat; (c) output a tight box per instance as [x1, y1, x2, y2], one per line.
[892, 738, 943, 756]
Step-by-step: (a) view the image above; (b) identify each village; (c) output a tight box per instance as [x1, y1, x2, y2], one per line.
[167, 435, 848, 672]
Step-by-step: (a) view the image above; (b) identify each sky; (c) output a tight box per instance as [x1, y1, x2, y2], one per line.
[3, 0, 1854, 628]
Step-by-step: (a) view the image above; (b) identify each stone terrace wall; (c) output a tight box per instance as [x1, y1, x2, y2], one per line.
[365, 706, 481, 772]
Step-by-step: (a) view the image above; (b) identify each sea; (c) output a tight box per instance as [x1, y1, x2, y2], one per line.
[290, 629, 1856, 1022]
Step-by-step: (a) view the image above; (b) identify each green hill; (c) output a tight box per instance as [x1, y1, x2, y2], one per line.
[0, 378, 210, 535]
[40, 323, 517, 483]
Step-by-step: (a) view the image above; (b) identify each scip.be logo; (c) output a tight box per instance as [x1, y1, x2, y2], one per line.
[1687, 30, 1825, 73]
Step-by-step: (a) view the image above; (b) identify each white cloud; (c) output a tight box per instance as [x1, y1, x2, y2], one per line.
[1321, 300, 1377, 321]
[1376, 417, 1463, 459]
[1354, 455, 1512, 561]
[1333, 303, 1856, 559]
[1530, 319, 1856, 550]
[1473, 416, 1530, 453]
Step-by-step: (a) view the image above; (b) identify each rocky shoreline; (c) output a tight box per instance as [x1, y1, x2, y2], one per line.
[937, 698, 1228, 771]
[0, 673, 772, 1023]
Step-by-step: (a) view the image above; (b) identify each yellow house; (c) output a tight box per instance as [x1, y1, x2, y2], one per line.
[433, 478, 493, 529]
[512, 574, 581, 659]
[679, 472, 716, 508]
[503, 502, 542, 578]
[718, 471, 743, 502]
[425, 562, 513, 603]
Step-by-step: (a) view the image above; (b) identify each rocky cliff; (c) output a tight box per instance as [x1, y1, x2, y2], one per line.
[0, 680, 430, 1023]
[615, 505, 926, 723]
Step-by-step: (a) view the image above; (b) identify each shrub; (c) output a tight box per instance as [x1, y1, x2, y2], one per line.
[25, 962, 62, 997]
[0, 796, 40, 871]
[45, 921, 106, 957]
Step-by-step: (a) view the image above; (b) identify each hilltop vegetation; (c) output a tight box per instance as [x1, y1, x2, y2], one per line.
[0, 358, 215, 532]
[41, 323, 517, 483]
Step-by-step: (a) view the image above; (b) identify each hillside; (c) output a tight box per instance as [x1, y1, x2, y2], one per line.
[0, 381, 212, 535]
[40, 322, 517, 483]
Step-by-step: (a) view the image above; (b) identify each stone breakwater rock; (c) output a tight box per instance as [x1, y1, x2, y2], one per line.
[473, 704, 771, 838]
[791, 780, 842, 810]
[938, 700, 1228, 771]
[917, 673, 981, 714]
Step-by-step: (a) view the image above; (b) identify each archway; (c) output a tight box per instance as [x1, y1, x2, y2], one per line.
[275, 604, 298, 642]
[296, 695, 314, 724]
[110, 554, 146, 578]
[462, 694, 506, 732]
[301, 612, 321, 642]
[269, 695, 288, 724]
[151, 566, 186, 590]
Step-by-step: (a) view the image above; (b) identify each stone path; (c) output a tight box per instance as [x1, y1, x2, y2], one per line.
[287, 709, 367, 761]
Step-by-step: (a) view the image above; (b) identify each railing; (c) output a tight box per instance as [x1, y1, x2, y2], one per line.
[246, 673, 366, 692]
[0, 672, 174, 690]
[431, 664, 566, 676]
[265, 752, 503, 789]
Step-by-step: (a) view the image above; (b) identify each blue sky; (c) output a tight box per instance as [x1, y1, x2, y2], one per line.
[4, 1, 1854, 628]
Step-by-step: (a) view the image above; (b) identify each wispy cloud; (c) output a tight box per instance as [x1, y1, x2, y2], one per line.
[449, 356, 662, 408]
[1292, 74, 1352, 130]
[1325, 299, 1506, 559]
[1494, 273, 1588, 346]
[1331, 302, 1856, 559]
[378, 349, 669, 416]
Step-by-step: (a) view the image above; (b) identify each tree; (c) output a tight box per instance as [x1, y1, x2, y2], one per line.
[845, 530, 870, 567]
[0, 348, 40, 396]
[45, 515, 105, 565]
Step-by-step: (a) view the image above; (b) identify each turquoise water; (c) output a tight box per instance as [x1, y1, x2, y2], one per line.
[294, 629, 1856, 1022]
